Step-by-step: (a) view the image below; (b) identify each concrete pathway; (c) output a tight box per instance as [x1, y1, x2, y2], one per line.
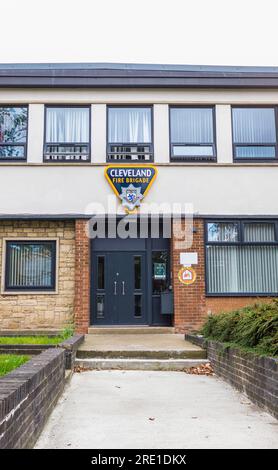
[35, 371, 278, 449]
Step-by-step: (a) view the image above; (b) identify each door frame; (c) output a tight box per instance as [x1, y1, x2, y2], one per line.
[90, 225, 172, 327]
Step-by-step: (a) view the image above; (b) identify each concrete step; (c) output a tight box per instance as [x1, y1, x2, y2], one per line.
[88, 326, 175, 335]
[76, 349, 207, 360]
[75, 357, 209, 371]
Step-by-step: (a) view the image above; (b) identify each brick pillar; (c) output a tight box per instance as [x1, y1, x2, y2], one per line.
[172, 218, 206, 333]
[74, 220, 90, 333]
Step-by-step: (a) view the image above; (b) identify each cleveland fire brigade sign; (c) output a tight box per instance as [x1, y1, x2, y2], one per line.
[105, 165, 157, 212]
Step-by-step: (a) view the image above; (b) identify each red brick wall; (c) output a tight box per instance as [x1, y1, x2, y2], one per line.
[172, 218, 274, 333]
[206, 296, 272, 315]
[74, 220, 90, 333]
[172, 218, 206, 333]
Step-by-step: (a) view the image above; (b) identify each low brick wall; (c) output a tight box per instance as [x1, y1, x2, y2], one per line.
[0, 348, 65, 449]
[60, 334, 84, 369]
[0, 344, 54, 356]
[185, 334, 278, 419]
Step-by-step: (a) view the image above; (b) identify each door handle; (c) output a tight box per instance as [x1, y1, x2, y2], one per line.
[122, 281, 125, 295]
[114, 281, 117, 295]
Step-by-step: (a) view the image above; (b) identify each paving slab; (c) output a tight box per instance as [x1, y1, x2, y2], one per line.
[77, 334, 206, 359]
[78, 334, 203, 351]
[35, 370, 278, 449]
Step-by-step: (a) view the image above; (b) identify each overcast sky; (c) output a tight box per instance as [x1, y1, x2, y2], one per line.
[1, 0, 278, 66]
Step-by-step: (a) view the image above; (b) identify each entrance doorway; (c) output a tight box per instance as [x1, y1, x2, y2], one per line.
[90, 231, 172, 326]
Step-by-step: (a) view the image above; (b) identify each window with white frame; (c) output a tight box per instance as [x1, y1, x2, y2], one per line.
[232, 107, 277, 160]
[44, 106, 90, 162]
[170, 107, 216, 160]
[4, 240, 57, 291]
[206, 221, 278, 295]
[107, 106, 153, 161]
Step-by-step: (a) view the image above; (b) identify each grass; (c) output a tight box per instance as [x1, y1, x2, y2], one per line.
[0, 354, 30, 377]
[0, 326, 74, 345]
[201, 299, 278, 357]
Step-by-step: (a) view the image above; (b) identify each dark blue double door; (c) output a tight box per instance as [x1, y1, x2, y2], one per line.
[92, 251, 147, 325]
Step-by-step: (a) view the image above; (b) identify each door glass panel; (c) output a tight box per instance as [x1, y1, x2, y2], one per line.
[152, 251, 168, 294]
[134, 256, 141, 290]
[134, 294, 142, 317]
[97, 294, 105, 318]
[97, 256, 105, 289]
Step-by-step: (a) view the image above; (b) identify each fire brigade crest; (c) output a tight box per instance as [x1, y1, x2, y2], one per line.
[105, 165, 157, 213]
[119, 184, 143, 211]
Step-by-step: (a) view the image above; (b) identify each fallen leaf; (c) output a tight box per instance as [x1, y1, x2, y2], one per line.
[184, 363, 214, 376]
[73, 365, 91, 373]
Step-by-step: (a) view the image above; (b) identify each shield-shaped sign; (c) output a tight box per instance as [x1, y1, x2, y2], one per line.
[105, 165, 157, 212]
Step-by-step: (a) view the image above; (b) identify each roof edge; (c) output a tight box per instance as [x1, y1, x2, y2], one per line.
[1, 62, 278, 88]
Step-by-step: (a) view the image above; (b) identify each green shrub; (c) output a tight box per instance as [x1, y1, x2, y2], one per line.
[201, 299, 278, 357]
[60, 325, 74, 340]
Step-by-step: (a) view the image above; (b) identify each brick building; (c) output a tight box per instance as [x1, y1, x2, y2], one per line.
[0, 63, 278, 333]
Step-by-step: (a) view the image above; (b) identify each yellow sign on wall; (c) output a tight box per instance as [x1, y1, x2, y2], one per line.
[105, 165, 157, 213]
[178, 266, 197, 285]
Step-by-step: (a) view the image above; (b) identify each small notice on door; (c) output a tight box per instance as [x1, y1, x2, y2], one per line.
[154, 263, 166, 280]
[178, 266, 196, 285]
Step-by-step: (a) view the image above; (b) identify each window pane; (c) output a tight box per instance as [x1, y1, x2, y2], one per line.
[97, 294, 105, 318]
[0, 146, 25, 159]
[134, 256, 141, 290]
[235, 146, 275, 159]
[152, 251, 168, 294]
[108, 107, 151, 143]
[46, 107, 89, 143]
[207, 245, 278, 294]
[0, 107, 27, 143]
[45, 145, 89, 154]
[244, 223, 276, 242]
[134, 294, 142, 317]
[171, 108, 214, 144]
[6, 242, 55, 289]
[97, 256, 105, 289]
[172, 145, 214, 157]
[233, 108, 276, 144]
[207, 223, 239, 242]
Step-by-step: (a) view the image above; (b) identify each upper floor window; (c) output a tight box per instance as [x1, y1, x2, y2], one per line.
[107, 106, 153, 161]
[44, 106, 90, 162]
[232, 107, 277, 160]
[0, 106, 28, 161]
[170, 107, 216, 161]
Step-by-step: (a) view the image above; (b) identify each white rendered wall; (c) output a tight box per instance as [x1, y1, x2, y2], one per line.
[91, 104, 106, 163]
[215, 105, 233, 163]
[0, 87, 278, 216]
[0, 165, 277, 216]
[27, 104, 44, 163]
[153, 104, 169, 163]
